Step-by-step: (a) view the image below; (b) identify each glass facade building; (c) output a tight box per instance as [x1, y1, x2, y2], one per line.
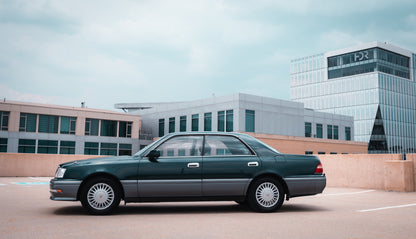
[290, 42, 416, 153]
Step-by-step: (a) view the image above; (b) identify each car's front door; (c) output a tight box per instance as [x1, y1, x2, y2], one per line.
[138, 135, 203, 198]
[202, 135, 260, 197]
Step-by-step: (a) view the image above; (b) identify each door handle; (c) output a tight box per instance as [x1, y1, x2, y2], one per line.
[248, 162, 259, 167]
[187, 163, 200, 168]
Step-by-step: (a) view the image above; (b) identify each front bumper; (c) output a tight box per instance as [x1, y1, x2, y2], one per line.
[50, 178, 82, 201]
[284, 175, 326, 198]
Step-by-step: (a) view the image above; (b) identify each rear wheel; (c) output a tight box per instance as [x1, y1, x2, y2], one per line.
[80, 177, 121, 215]
[247, 177, 284, 212]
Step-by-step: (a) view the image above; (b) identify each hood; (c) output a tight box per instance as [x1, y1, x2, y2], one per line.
[60, 156, 134, 167]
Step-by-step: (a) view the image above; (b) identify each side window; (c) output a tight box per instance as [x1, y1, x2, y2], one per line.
[155, 136, 203, 157]
[204, 136, 253, 156]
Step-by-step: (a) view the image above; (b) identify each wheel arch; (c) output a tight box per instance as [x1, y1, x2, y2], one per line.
[249, 173, 290, 200]
[77, 173, 125, 200]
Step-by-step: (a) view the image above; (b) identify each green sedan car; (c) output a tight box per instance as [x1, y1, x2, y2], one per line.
[50, 132, 326, 215]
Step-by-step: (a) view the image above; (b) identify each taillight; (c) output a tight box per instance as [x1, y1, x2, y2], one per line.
[315, 163, 323, 174]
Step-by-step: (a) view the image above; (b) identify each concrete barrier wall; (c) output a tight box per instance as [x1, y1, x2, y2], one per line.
[0, 153, 103, 177]
[406, 154, 416, 191]
[0, 153, 415, 192]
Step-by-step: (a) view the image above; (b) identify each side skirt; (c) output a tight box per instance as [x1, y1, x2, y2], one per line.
[124, 196, 246, 203]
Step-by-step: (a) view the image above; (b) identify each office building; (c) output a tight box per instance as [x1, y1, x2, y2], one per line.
[290, 42, 416, 153]
[0, 100, 152, 155]
[116, 93, 366, 154]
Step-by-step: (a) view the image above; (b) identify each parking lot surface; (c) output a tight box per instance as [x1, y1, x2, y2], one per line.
[1, 177, 416, 239]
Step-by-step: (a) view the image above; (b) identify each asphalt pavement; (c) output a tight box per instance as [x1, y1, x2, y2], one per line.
[1, 177, 416, 239]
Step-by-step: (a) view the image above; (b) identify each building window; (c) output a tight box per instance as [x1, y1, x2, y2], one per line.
[345, 127, 351, 141]
[60, 141, 75, 154]
[19, 113, 37, 132]
[245, 110, 255, 132]
[316, 124, 323, 138]
[305, 151, 313, 155]
[318, 152, 325, 155]
[100, 143, 117, 156]
[60, 117, 76, 134]
[218, 111, 225, 132]
[192, 114, 199, 131]
[140, 145, 147, 150]
[18, 139, 36, 153]
[226, 110, 233, 132]
[158, 119, 165, 137]
[0, 138, 7, 152]
[0, 111, 9, 131]
[327, 47, 410, 79]
[327, 125, 333, 139]
[334, 125, 339, 140]
[85, 118, 99, 136]
[204, 113, 212, 131]
[119, 121, 132, 138]
[330, 152, 337, 154]
[38, 140, 58, 154]
[169, 117, 175, 133]
[101, 120, 117, 137]
[305, 122, 312, 137]
[84, 142, 99, 155]
[38, 115, 59, 134]
[180, 116, 186, 132]
[119, 144, 132, 156]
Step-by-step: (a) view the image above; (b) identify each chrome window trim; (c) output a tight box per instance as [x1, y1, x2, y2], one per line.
[139, 133, 259, 158]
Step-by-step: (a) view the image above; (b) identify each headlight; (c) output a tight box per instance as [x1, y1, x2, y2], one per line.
[55, 167, 66, 178]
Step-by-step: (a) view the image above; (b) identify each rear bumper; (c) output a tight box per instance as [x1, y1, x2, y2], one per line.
[284, 175, 326, 198]
[50, 179, 82, 201]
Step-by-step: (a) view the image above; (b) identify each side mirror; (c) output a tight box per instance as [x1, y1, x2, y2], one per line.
[147, 150, 160, 162]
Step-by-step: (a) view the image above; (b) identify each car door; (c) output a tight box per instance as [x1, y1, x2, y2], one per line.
[138, 135, 203, 198]
[202, 135, 260, 197]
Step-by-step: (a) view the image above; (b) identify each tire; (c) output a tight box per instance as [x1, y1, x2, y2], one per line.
[247, 177, 284, 213]
[80, 177, 121, 215]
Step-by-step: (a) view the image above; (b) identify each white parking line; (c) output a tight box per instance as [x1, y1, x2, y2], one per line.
[0, 184, 5, 186]
[358, 203, 416, 212]
[322, 190, 375, 196]
[12, 182, 49, 185]
[29, 177, 52, 181]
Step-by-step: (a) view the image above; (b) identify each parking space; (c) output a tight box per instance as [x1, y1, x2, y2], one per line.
[1, 177, 416, 239]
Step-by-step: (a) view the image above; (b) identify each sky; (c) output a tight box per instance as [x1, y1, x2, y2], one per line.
[1, 0, 416, 111]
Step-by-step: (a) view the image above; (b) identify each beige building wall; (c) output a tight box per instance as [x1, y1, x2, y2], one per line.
[0, 100, 149, 155]
[0, 100, 141, 138]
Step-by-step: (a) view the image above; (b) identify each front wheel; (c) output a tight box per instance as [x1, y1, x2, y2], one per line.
[247, 177, 284, 213]
[80, 177, 121, 215]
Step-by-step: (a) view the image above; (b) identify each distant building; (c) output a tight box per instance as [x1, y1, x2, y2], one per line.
[116, 93, 366, 154]
[290, 42, 416, 153]
[0, 100, 153, 155]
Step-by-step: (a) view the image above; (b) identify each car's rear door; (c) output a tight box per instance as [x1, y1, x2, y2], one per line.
[202, 135, 260, 197]
[138, 135, 203, 197]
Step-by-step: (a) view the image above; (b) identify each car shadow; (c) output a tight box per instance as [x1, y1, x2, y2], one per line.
[279, 204, 329, 213]
[52, 202, 328, 216]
